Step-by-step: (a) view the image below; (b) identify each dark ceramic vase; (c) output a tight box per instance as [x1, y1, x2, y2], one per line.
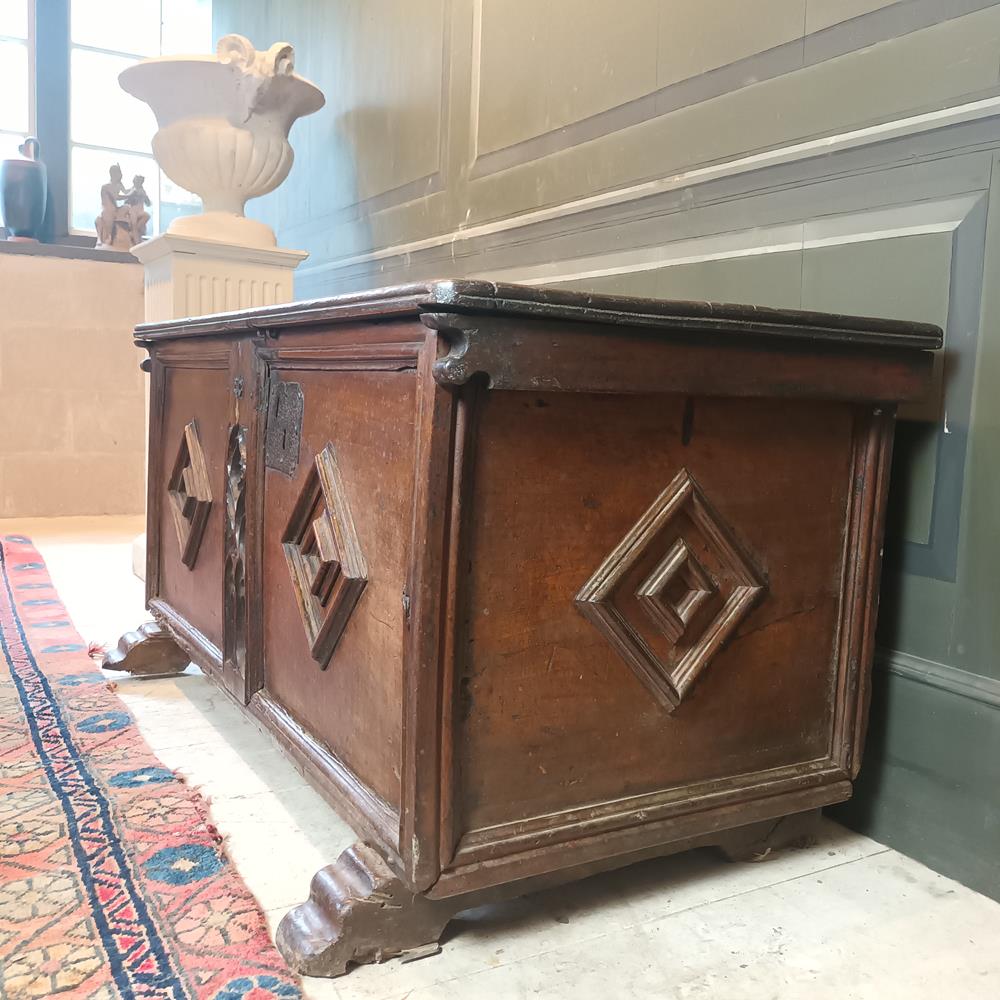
[1, 137, 47, 241]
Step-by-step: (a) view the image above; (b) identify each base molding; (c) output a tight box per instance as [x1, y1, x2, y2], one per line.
[433, 772, 850, 897]
[834, 659, 1000, 903]
[878, 648, 1000, 709]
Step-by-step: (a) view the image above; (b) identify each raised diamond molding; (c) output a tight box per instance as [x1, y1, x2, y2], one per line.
[224, 424, 248, 681]
[575, 468, 766, 711]
[166, 420, 212, 569]
[283, 443, 368, 668]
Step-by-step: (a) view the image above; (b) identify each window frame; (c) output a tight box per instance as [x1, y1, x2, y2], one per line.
[35, 0, 77, 243]
[0, 0, 36, 152]
[37, 0, 152, 245]
[19, 0, 207, 246]
[67, 45, 161, 237]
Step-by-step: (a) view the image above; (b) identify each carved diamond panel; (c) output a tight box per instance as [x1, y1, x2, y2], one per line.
[224, 424, 248, 684]
[166, 420, 212, 569]
[575, 468, 765, 711]
[283, 444, 368, 668]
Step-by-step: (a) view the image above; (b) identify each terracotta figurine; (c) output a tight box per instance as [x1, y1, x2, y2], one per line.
[95, 165, 150, 249]
[123, 174, 151, 242]
[95, 164, 128, 249]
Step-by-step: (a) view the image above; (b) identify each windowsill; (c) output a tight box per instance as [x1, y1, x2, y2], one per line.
[0, 239, 137, 264]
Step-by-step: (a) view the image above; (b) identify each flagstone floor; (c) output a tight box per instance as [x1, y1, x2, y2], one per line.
[3, 515, 999, 1000]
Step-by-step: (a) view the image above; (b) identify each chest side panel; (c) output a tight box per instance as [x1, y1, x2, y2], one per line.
[455, 391, 856, 843]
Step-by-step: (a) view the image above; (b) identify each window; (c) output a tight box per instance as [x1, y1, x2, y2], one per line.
[0, 0, 212, 243]
[0, 1, 32, 161]
[69, 0, 211, 236]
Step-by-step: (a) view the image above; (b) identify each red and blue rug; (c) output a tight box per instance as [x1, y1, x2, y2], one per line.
[0, 534, 301, 999]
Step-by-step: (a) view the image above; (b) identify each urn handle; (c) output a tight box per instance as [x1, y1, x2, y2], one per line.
[18, 137, 40, 161]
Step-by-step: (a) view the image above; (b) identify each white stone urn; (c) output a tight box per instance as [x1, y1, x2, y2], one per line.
[119, 35, 324, 248]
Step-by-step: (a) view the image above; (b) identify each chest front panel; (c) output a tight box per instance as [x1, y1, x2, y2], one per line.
[152, 353, 233, 657]
[260, 366, 419, 816]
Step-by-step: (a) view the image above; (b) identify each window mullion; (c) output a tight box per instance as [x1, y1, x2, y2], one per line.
[34, 0, 71, 242]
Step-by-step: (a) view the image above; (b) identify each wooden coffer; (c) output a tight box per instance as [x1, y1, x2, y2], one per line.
[139, 280, 939, 951]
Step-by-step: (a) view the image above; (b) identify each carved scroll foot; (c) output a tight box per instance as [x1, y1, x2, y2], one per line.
[102, 621, 190, 676]
[714, 808, 821, 863]
[276, 842, 455, 978]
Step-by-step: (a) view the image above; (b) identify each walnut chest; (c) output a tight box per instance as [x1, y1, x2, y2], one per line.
[114, 281, 941, 976]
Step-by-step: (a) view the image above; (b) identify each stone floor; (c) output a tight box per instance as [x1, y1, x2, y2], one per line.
[4, 514, 999, 1000]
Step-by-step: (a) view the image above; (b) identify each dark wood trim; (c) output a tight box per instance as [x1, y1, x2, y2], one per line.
[448, 757, 846, 869]
[399, 338, 458, 890]
[426, 280, 943, 348]
[218, 338, 261, 704]
[221, 417, 249, 702]
[243, 340, 271, 702]
[137, 288, 437, 341]
[828, 407, 886, 776]
[144, 357, 166, 604]
[844, 408, 896, 778]
[151, 345, 231, 368]
[428, 774, 851, 898]
[437, 377, 485, 873]
[268, 341, 424, 370]
[250, 693, 403, 867]
[135, 279, 943, 350]
[425, 313, 937, 402]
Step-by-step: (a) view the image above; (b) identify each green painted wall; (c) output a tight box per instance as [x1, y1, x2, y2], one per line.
[215, 0, 1000, 899]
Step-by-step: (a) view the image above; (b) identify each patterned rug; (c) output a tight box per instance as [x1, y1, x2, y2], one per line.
[0, 534, 301, 1000]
